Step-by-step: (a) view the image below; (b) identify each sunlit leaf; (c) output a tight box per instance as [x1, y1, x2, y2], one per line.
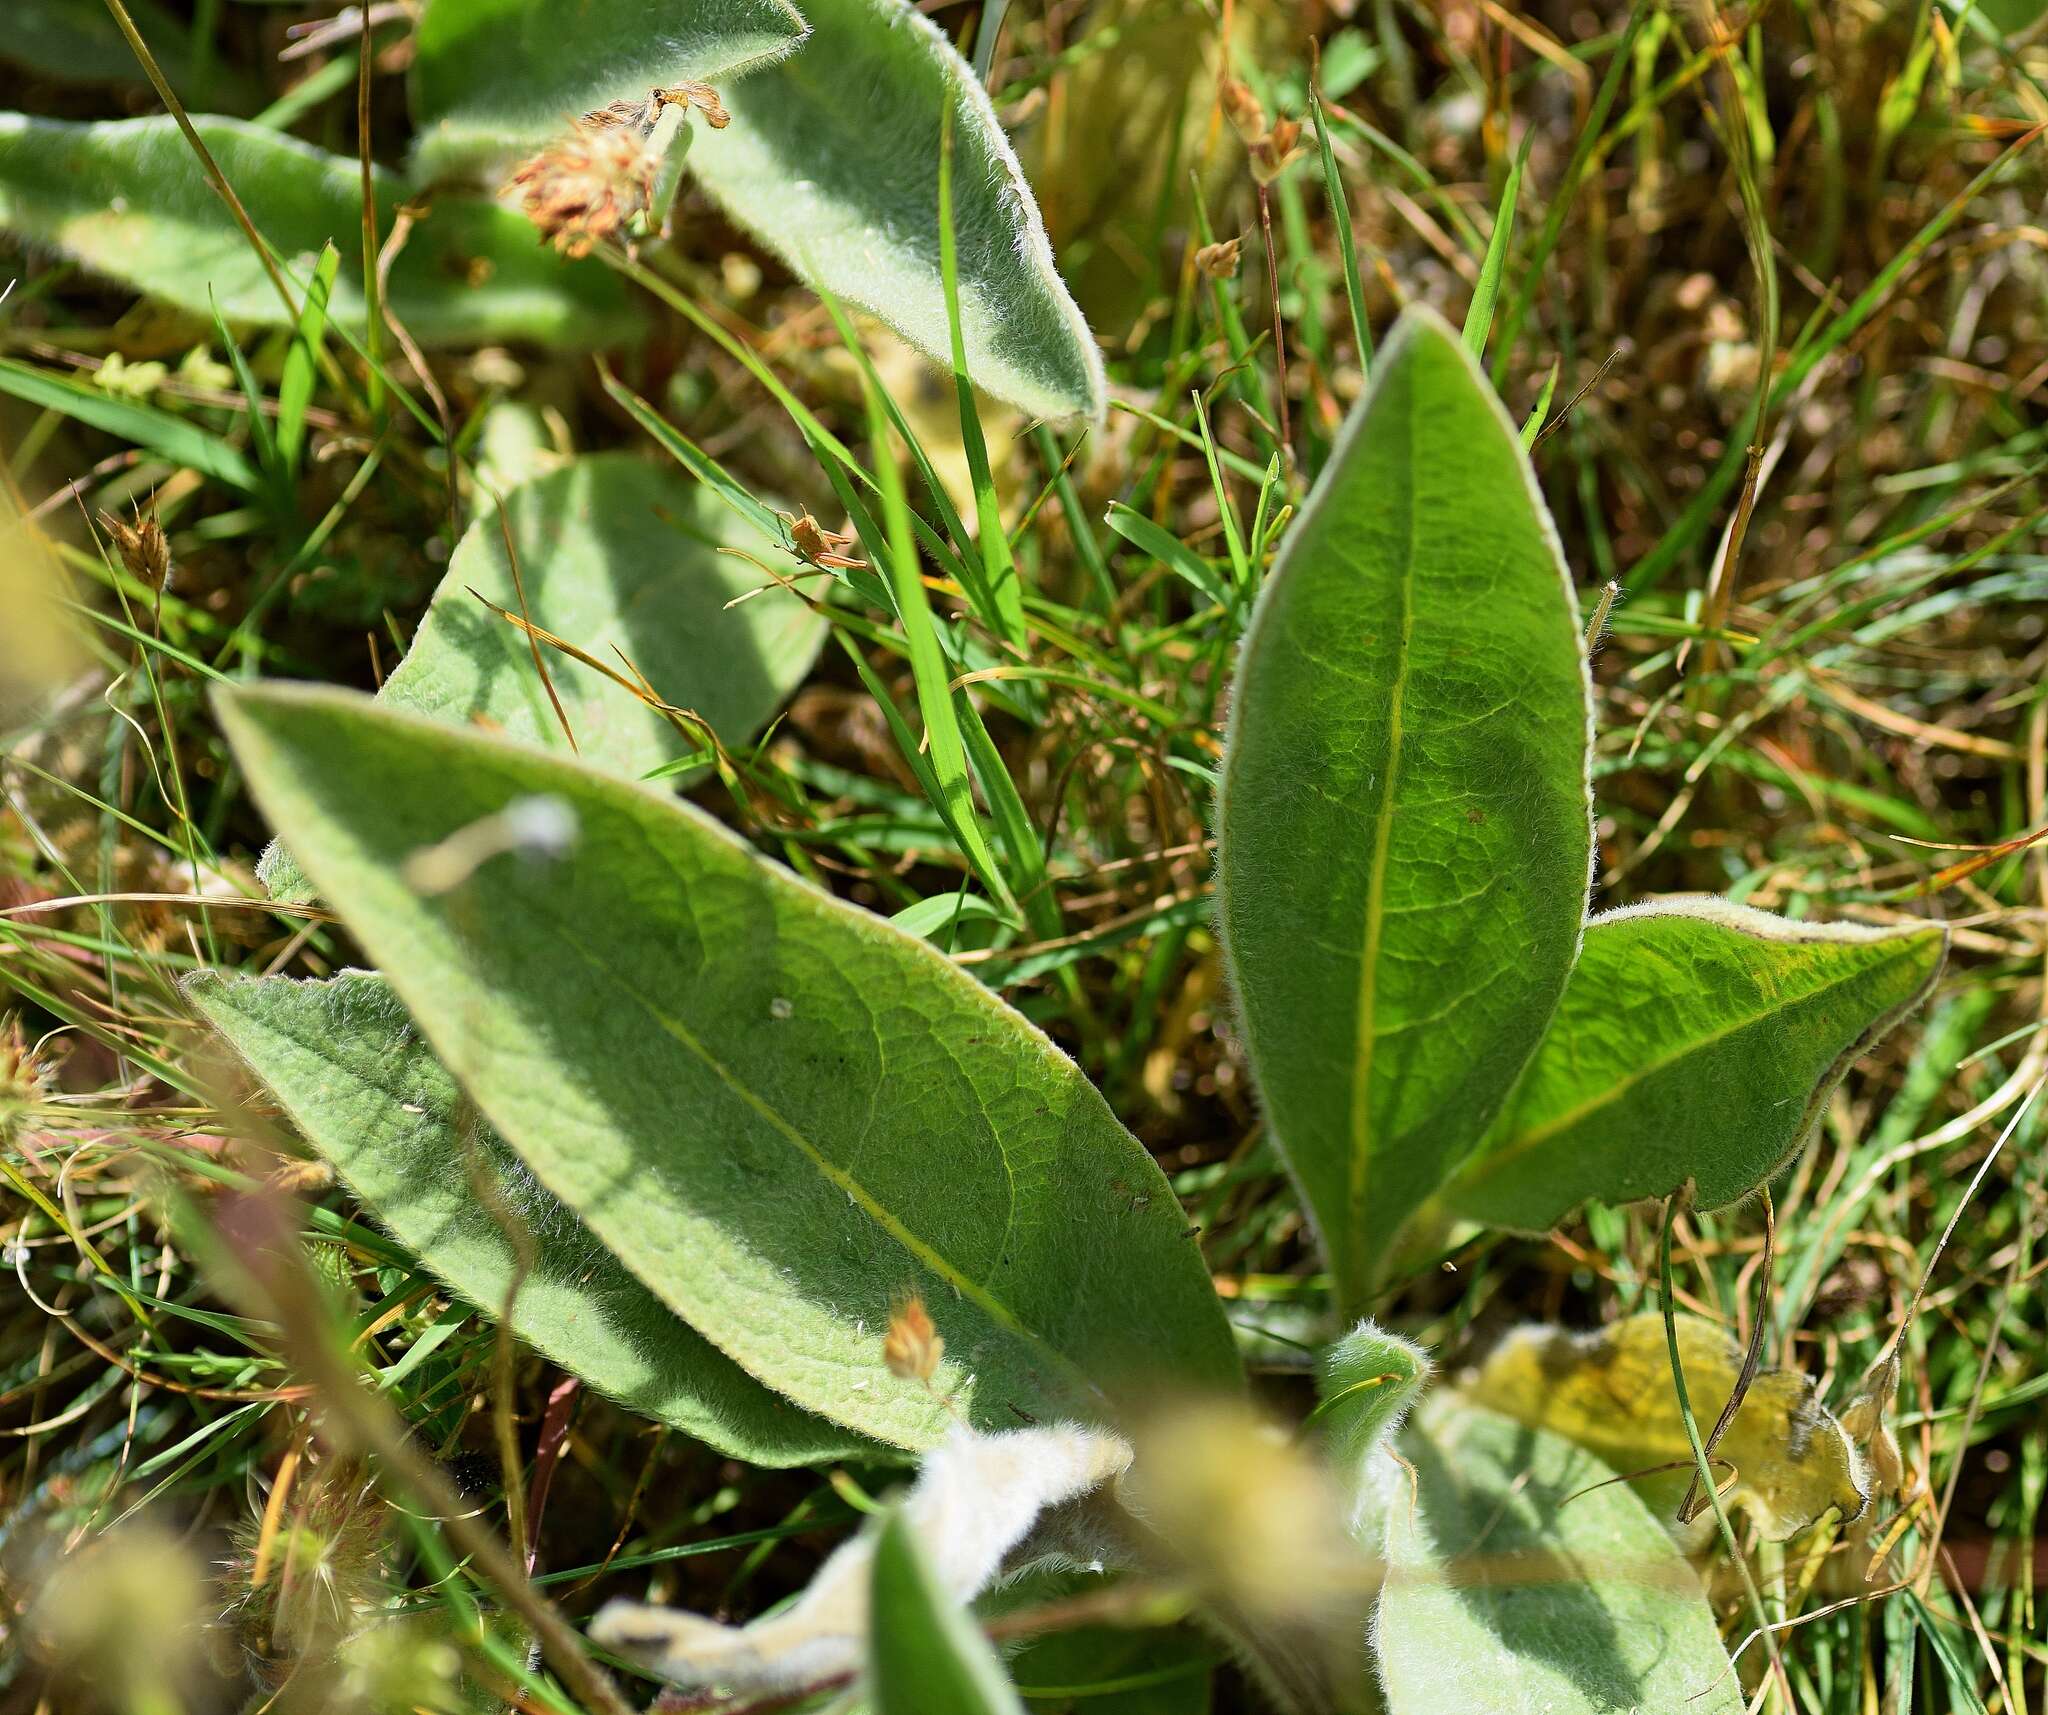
[1464, 1313, 1868, 1543]
[188, 969, 868, 1465]
[0, 113, 640, 347]
[1443, 899, 1946, 1232]
[409, 0, 808, 178]
[681, 0, 1105, 421]
[214, 684, 1241, 1449]
[258, 453, 824, 901]
[1216, 306, 1592, 1313]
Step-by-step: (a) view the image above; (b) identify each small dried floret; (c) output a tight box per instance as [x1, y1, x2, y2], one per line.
[1248, 116, 1305, 187]
[506, 119, 658, 258]
[1219, 75, 1267, 143]
[657, 80, 731, 130]
[97, 504, 171, 588]
[883, 1294, 943, 1383]
[1194, 236, 1243, 279]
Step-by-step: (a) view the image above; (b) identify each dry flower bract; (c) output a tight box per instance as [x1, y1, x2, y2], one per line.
[506, 119, 658, 258]
[883, 1294, 944, 1383]
[1195, 236, 1243, 279]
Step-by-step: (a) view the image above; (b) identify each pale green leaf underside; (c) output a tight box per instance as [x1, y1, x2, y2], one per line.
[871, 1508, 1026, 1715]
[0, 114, 639, 347]
[409, 0, 808, 178]
[1373, 1396, 1742, 1715]
[188, 969, 867, 1465]
[258, 453, 824, 903]
[1444, 899, 1947, 1231]
[682, 0, 1104, 421]
[1216, 307, 1592, 1314]
[215, 684, 1240, 1450]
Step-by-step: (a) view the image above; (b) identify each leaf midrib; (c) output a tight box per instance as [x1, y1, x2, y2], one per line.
[1345, 386, 1421, 1293]
[1463, 933, 1931, 1179]
[530, 875, 1104, 1410]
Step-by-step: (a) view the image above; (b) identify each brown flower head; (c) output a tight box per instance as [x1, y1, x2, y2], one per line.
[1194, 236, 1243, 279]
[97, 503, 170, 588]
[506, 118, 658, 258]
[1219, 75, 1267, 143]
[1248, 116, 1305, 187]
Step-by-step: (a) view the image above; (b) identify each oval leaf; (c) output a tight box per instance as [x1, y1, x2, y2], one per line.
[872, 1505, 1027, 1715]
[188, 968, 868, 1465]
[1373, 1396, 1742, 1715]
[0, 113, 639, 347]
[1216, 306, 1593, 1313]
[681, 0, 1104, 421]
[1443, 899, 1947, 1232]
[258, 454, 825, 901]
[214, 683, 1241, 1449]
[410, 0, 808, 178]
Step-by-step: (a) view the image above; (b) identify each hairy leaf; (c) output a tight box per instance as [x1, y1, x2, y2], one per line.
[188, 969, 866, 1464]
[258, 454, 824, 902]
[871, 1505, 1027, 1715]
[1443, 899, 1946, 1231]
[1465, 1314, 1868, 1543]
[0, 114, 639, 347]
[681, 0, 1104, 421]
[1371, 1395, 1743, 1715]
[409, 0, 807, 177]
[1216, 307, 1592, 1313]
[214, 684, 1241, 1448]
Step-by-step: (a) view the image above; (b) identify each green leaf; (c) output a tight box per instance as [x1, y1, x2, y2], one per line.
[682, 0, 1104, 421]
[3, 0, 256, 108]
[214, 684, 1240, 1449]
[1442, 900, 1947, 1232]
[0, 114, 640, 347]
[871, 1506, 1026, 1715]
[1215, 306, 1592, 1313]
[0, 355, 260, 493]
[187, 969, 868, 1464]
[258, 454, 824, 902]
[1372, 1396, 1742, 1715]
[409, 0, 808, 178]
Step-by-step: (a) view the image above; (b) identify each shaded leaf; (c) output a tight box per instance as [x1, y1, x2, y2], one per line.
[214, 684, 1241, 1448]
[1371, 1395, 1743, 1715]
[258, 454, 825, 901]
[1443, 899, 1946, 1232]
[409, 0, 808, 178]
[4, 0, 257, 107]
[1216, 306, 1592, 1313]
[0, 113, 640, 347]
[188, 969, 868, 1464]
[682, 0, 1104, 421]
[1464, 1314, 1868, 1543]
[872, 1503, 1027, 1715]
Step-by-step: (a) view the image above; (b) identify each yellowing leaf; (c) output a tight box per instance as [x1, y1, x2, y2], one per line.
[1466, 1313, 1868, 1542]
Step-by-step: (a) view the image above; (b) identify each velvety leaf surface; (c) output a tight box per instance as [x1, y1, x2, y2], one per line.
[188, 969, 866, 1464]
[259, 454, 825, 901]
[409, 0, 807, 177]
[215, 684, 1241, 1449]
[1444, 899, 1946, 1231]
[870, 1506, 1026, 1715]
[0, 114, 639, 346]
[1215, 307, 1592, 1313]
[682, 0, 1104, 421]
[1372, 1395, 1742, 1715]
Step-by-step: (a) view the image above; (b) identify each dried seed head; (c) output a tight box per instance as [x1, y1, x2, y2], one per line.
[1248, 117, 1305, 187]
[0, 1015, 53, 1132]
[658, 80, 731, 130]
[1219, 75, 1266, 143]
[506, 119, 658, 258]
[883, 1294, 943, 1384]
[97, 505, 171, 588]
[1194, 236, 1243, 280]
